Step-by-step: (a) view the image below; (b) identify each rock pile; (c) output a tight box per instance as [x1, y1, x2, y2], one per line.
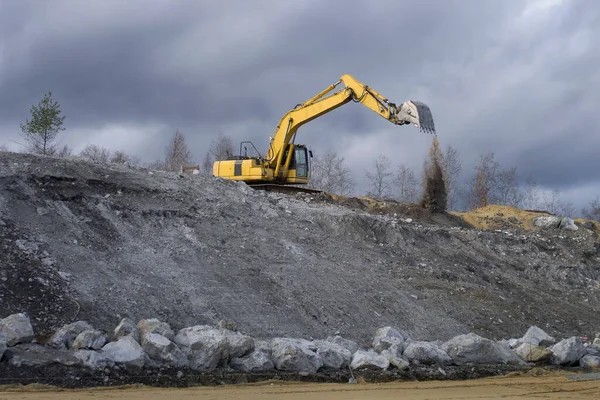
[2, 314, 599, 374]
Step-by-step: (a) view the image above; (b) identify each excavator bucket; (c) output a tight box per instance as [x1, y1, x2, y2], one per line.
[397, 100, 436, 135]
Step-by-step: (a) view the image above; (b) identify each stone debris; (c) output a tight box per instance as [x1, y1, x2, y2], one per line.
[0, 314, 598, 376]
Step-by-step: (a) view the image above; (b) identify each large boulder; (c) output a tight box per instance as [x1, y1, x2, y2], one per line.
[558, 217, 578, 231]
[174, 325, 255, 369]
[593, 338, 600, 350]
[441, 333, 524, 365]
[520, 326, 555, 347]
[325, 335, 359, 355]
[579, 355, 600, 368]
[137, 318, 174, 341]
[141, 332, 188, 367]
[372, 327, 405, 353]
[0, 332, 7, 359]
[403, 341, 453, 366]
[48, 321, 94, 349]
[0, 313, 35, 346]
[270, 338, 323, 373]
[3, 343, 81, 367]
[101, 336, 146, 368]
[230, 341, 274, 372]
[114, 318, 139, 342]
[350, 350, 389, 370]
[549, 337, 586, 366]
[313, 340, 352, 369]
[515, 343, 553, 362]
[72, 330, 108, 350]
[533, 216, 561, 228]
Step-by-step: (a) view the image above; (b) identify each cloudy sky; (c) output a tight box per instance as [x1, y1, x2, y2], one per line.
[1, 0, 598, 213]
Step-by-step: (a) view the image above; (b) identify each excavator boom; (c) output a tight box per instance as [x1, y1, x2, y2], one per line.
[212, 74, 436, 191]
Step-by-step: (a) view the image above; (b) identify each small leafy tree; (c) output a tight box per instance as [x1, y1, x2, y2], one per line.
[20, 91, 66, 155]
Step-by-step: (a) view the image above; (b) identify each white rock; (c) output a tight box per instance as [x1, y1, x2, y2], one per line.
[270, 338, 323, 373]
[0, 332, 7, 359]
[549, 337, 586, 366]
[230, 343, 274, 372]
[520, 326, 556, 347]
[350, 350, 389, 370]
[381, 349, 410, 370]
[313, 340, 352, 369]
[533, 216, 561, 228]
[48, 321, 94, 349]
[101, 336, 146, 368]
[174, 326, 254, 367]
[441, 333, 524, 365]
[114, 318, 139, 342]
[592, 338, 600, 350]
[142, 332, 188, 367]
[558, 217, 578, 231]
[372, 326, 405, 353]
[0, 313, 34, 346]
[514, 343, 552, 362]
[403, 341, 453, 366]
[579, 355, 600, 368]
[137, 318, 174, 341]
[72, 330, 108, 350]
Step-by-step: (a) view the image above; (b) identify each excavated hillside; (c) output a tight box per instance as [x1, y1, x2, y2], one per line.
[1, 152, 599, 347]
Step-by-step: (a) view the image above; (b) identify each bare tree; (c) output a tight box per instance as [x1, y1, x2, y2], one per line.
[202, 152, 213, 175]
[307, 150, 354, 195]
[419, 136, 447, 212]
[582, 197, 600, 222]
[394, 164, 418, 203]
[440, 145, 462, 210]
[80, 144, 111, 163]
[202, 132, 234, 174]
[0, 144, 8, 152]
[164, 129, 192, 172]
[56, 144, 72, 158]
[365, 153, 393, 199]
[466, 151, 499, 209]
[520, 176, 540, 210]
[541, 189, 575, 216]
[496, 166, 523, 207]
[146, 159, 166, 170]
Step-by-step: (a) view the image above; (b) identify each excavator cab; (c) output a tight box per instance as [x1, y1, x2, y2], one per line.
[281, 144, 311, 182]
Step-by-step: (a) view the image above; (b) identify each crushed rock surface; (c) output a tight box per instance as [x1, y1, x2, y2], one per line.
[1, 152, 599, 346]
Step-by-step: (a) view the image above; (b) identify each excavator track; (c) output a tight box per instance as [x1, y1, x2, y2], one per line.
[248, 184, 323, 196]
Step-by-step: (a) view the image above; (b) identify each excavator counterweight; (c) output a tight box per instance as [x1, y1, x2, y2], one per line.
[212, 74, 436, 193]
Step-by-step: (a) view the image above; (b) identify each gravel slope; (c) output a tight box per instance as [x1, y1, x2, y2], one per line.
[1, 152, 599, 346]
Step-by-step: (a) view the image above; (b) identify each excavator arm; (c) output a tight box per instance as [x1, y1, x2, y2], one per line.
[264, 74, 436, 179]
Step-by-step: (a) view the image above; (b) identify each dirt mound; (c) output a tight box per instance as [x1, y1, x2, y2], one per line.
[450, 205, 553, 231]
[1, 152, 600, 346]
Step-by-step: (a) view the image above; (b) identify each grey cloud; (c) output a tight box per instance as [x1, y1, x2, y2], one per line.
[1, 0, 599, 212]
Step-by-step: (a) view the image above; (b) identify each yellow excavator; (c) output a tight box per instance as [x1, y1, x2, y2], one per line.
[212, 74, 436, 193]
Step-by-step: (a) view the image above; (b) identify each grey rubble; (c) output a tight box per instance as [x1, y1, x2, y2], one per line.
[0, 315, 596, 374]
[1, 152, 600, 345]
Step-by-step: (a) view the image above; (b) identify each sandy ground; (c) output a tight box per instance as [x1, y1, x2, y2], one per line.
[1, 373, 599, 400]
